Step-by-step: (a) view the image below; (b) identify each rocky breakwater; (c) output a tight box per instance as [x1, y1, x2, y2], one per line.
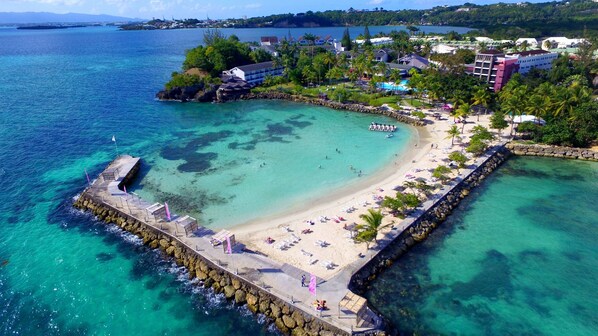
[156, 83, 219, 102]
[506, 143, 598, 161]
[239, 92, 427, 128]
[350, 147, 511, 294]
[73, 195, 351, 336]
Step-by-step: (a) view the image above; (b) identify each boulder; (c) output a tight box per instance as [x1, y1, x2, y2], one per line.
[291, 310, 305, 328]
[159, 239, 170, 249]
[274, 318, 290, 334]
[231, 278, 242, 290]
[282, 314, 296, 329]
[223, 285, 236, 299]
[246, 293, 258, 306]
[270, 303, 282, 318]
[234, 289, 246, 304]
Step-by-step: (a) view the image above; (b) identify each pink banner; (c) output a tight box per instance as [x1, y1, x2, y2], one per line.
[226, 236, 232, 254]
[164, 202, 171, 221]
[308, 274, 317, 296]
[123, 185, 127, 194]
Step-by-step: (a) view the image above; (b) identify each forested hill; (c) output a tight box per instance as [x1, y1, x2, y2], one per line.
[231, 0, 598, 38]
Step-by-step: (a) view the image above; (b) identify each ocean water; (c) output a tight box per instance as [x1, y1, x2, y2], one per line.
[366, 156, 598, 336]
[0, 26, 415, 334]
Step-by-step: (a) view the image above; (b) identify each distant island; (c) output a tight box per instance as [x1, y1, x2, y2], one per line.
[121, 0, 598, 39]
[16, 25, 86, 30]
[0, 11, 141, 25]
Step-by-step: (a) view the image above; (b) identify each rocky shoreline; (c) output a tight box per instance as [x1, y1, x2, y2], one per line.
[74, 195, 354, 336]
[155, 87, 426, 128]
[506, 142, 598, 161]
[349, 146, 511, 295]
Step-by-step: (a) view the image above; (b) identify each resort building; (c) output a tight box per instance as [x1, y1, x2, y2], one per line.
[515, 38, 539, 49]
[260, 36, 279, 46]
[509, 50, 558, 75]
[354, 37, 393, 46]
[398, 53, 430, 70]
[472, 49, 557, 91]
[374, 49, 389, 62]
[225, 61, 283, 86]
[541, 37, 587, 50]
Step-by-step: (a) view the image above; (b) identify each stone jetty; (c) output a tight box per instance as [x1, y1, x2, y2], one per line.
[74, 140, 516, 334]
[74, 155, 384, 336]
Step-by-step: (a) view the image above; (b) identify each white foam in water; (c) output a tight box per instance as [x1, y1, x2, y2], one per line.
[105, 225, 142, 245]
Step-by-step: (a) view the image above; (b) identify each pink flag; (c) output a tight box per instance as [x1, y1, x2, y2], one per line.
[308, 274, 317, 296]
[123, 185, 127, 194]
[226, 235, 232, 254]
[164, 202, 171, 221]
[84, 169, 90, 184]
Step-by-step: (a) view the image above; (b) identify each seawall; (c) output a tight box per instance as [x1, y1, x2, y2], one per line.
[237, 92, 427, 128]
[349, 146, 511, 294]
[74, 156, 381, 336]
[506, 143, 598, 161]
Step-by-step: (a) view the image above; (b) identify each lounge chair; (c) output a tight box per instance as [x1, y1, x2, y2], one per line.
[301, 249, 313, 257]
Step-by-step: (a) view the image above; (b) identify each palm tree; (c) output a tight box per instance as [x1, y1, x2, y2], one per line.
[355, 209, 388, 249]
[446, 125, 461, 146]
[455, 103, 471, 133]
[471, 87, 491, 121]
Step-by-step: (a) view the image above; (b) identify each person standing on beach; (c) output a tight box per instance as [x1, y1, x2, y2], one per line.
[301, 274, 306, 287]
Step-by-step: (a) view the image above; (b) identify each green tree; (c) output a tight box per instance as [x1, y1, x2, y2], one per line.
[455, 103, 471, 133]
[448, 151, 468, 171]
[363, 25, 372, 47]
[354, 209, 387, 248]
[432, 165, 452, 184]
[466, 138, 487, 156]
[490, 111, 509, 136]
[341, 28, 352, 51]
[446, 125, 461, 146]
[471, 87, 492, 121]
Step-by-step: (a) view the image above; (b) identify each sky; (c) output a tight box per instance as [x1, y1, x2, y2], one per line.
[0, 0, 548, 20]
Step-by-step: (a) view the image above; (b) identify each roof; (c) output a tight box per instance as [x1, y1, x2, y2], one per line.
[479, 49, 504, 55]
[511, 49, 550, 57]
[235, 61, 276, 72]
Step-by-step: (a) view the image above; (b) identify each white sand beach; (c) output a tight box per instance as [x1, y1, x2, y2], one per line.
[233, 109, 497, 279]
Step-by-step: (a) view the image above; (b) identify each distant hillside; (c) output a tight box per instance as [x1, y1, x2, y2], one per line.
[0, 12, 141, 24]
[231, 0, 598, 38]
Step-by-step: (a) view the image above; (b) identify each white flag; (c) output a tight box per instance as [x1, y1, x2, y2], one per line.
[111, 135, 116, 142]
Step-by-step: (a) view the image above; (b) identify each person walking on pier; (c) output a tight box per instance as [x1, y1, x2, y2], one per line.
[301, 274, 306, 287]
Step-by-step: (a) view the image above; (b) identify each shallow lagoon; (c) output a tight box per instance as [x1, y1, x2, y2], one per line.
[132, 100, 414, 228]
[367, 156, 598, 336]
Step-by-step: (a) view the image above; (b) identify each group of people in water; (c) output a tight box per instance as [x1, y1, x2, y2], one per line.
[369, 122, 397, 132]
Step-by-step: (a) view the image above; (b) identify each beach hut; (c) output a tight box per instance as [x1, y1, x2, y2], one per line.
[146, 203, 166, 219]
[175, 215, 198, 237]
[211, 229, 236, 253]
[339, 291, 369, 325]
[512, 115, 546, 125]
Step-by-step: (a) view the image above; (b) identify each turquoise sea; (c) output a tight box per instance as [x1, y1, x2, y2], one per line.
[0, 26, 415, 334]
[367, 156, 598, 336]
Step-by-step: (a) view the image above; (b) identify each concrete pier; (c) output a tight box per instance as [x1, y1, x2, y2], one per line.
[76, 143, 511, 335]
[77, 155, 381, 336]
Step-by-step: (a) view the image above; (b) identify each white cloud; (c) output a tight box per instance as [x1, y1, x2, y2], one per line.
[245, 3, 262, 9]
[368, 0, 384, 5]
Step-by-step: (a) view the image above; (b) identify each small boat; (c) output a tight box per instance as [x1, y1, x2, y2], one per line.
[386, 134, 394, 138]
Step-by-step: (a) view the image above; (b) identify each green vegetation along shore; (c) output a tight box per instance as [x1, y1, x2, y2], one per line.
[230, 0, 598, 38]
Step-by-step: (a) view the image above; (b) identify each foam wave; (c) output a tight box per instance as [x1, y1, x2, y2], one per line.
[105, 225, 143, 246]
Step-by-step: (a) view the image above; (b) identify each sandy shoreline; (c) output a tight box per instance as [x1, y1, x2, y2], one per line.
[232, 109, 493, 279]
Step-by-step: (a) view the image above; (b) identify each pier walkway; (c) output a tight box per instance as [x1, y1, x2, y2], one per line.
[82, 155, 380, 334]
[81, 144, 506, 334]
